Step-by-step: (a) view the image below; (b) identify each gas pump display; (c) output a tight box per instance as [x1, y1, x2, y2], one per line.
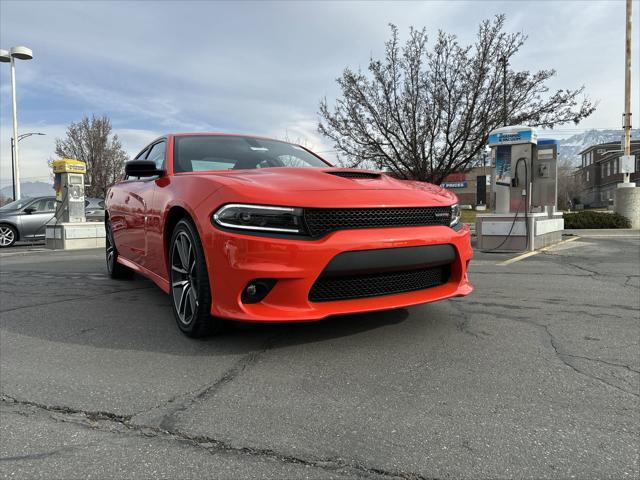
[52, 159, 86, 223]
[495, 146, 512, 187]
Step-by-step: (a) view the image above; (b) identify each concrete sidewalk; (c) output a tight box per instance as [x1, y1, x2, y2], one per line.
[564, 228, 640, 237]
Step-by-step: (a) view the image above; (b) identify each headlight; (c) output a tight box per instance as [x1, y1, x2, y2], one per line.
[450, 203, 461, 227]
[213, 204, 306, 234]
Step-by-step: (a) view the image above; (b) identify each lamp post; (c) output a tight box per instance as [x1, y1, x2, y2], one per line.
[9, 133, 45, 200]
[0, 46, 34, 200]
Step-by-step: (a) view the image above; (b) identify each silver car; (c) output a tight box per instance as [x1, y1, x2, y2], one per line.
[0, 196, 57, 247]
[85, 197, 105, 222]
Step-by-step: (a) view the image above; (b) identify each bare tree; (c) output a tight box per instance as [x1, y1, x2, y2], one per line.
[54, 115, 128, 198]
[557, 157, 581, 211]
[319, 16, 596, 183]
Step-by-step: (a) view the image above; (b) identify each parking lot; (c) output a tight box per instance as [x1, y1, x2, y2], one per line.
[1, 235, 638, 479]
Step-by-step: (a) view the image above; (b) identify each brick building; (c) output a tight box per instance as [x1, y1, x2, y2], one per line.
[440, 166, 491, 206]
[577, 140, 640, 208]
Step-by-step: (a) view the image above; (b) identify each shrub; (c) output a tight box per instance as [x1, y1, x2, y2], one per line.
[564, 211, 631, 229]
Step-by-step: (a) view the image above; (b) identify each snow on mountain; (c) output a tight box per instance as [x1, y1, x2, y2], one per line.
[558, 129, 639, 166]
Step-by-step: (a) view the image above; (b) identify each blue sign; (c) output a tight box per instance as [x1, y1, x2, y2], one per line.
[488, 126, 538, 146]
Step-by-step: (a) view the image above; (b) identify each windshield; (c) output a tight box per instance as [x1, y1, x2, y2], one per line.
[173, 136, 330, 173]
[0, 198, 32, 211]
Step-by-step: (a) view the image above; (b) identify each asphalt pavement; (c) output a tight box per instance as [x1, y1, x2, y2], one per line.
[0, 235, 638, 479]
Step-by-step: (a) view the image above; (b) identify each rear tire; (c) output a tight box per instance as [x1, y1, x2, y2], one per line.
[169, 218, 226, 337]
[0, 224, 17, 248]
[106, 219, 133, 279]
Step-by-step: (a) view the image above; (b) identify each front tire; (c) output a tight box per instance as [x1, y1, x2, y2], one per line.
[169, 218, 226, 337]
[106, 219, 133, 279]
[0, 224, 17, 248]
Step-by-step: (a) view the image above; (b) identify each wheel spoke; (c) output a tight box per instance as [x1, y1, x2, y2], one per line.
[177, 284, 189, 320]
[178, 235, 190, 270]
[172, 264, 188, 274]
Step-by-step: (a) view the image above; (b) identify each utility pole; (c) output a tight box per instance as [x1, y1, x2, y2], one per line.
[622, 0, 632, 183]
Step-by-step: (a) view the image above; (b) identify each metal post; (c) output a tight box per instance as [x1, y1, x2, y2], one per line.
[622, 0, 633, 183]
[10, 138, 16, 201]
[10, 56, 21, 200]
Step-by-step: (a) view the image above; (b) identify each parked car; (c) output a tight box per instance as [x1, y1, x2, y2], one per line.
[85, 197, 105, 222]
[105, 134, 473, 337]
[0, 196, 57, 247]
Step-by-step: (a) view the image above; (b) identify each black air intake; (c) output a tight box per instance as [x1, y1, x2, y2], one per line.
[326, 171, 381, 179]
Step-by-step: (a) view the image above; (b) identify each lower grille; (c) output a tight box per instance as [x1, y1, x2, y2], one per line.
[308, 265, 450, 302]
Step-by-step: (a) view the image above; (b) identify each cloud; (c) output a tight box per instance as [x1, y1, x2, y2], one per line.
[0, 0, 638, 176]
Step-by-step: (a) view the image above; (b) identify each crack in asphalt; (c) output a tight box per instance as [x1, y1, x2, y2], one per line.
[154, 334, 278, 432]
[542, 324, 639, 398]
[451, 301, 640, 399]
[0, 396, 433, 480]
[0, 286, 155, 314]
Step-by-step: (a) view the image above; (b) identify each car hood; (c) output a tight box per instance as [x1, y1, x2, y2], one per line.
[193, 168, 457, 208]
[0, 209, 18, 218]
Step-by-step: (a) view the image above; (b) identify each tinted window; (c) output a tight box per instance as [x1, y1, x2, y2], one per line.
[173, 136, 329, 173]
[135, 148, 149, 160]
[146, 141, 166, 170]
[29, 198, 56, 212]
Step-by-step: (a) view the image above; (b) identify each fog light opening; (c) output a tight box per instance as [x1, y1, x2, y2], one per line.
[241, 279, 277, 304]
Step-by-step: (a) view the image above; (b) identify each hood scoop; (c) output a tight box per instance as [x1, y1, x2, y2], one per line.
[327, 171, 381, 179]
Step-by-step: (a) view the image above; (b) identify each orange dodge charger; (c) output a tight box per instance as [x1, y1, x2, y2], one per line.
[105, 134, 473, 337]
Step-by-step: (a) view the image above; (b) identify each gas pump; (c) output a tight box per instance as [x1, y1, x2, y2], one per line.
[52, 159, 86, 223]
[476, 125, 564, 252]
[46, 159, 105, 250]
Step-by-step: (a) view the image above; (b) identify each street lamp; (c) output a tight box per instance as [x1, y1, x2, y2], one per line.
[9, 133, 45, 200]
[1, 45, 34, 200]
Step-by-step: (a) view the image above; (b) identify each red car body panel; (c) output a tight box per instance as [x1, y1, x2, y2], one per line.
[106, 133, 473, 322]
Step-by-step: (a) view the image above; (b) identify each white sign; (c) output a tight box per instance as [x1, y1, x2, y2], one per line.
[620, 155, 636, 174]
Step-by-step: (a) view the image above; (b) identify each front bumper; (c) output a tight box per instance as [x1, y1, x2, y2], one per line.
[202, 224, 473, 322]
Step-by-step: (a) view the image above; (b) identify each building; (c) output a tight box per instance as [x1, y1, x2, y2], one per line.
[440, 166, 491, 206]
[577, 140, 640, 208]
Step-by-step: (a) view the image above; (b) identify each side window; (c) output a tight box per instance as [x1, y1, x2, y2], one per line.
[29, 199, 55, 212]
[146, 141, 166, 170]
[135, 148, 149, 160]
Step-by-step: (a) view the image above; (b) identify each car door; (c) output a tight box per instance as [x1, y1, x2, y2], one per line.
[116, 140, 166, 267]
[19, 197, 56, 239]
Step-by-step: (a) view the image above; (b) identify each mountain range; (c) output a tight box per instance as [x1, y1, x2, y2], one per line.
[0, 181, 53, 199]
[558, 129, 639, 166]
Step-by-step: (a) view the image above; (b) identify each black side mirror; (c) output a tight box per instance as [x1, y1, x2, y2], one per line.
[23, 207, 36, 214]
[125, 160, 164, 178]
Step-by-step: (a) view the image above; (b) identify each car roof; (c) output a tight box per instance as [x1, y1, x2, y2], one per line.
[170, 133, 293, 144]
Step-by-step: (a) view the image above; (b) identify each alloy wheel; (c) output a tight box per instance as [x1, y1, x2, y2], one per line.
[171, 231, 198, 325]
[0, 226, 15, 247]
[106, 224, 115, 272]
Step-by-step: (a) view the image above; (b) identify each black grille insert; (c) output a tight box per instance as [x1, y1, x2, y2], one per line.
[309, 265, 450, 302]
[327, 171, 381, 179]
[303, 207, 451, 237]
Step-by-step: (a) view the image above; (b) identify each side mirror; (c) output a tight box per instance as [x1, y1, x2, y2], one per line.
[125, 160, 164, 178]
[23, 207, 36, 215]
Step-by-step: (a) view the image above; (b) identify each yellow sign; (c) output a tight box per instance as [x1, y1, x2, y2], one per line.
[53, 159, 86, 174]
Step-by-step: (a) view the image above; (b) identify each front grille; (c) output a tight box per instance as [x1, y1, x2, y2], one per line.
[308, 265, 450, 302]
[303, 207, 451, 237]
[327, 171, 381, 179]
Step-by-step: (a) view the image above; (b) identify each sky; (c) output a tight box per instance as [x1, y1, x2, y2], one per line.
[1, 0, 639, 186]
